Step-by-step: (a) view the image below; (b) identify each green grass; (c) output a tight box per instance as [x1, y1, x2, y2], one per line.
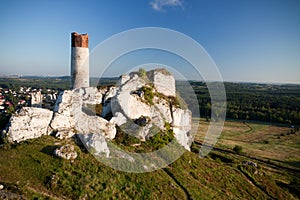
[0, 133, 299, 199]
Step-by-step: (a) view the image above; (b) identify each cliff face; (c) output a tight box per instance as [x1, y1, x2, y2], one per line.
[6, 69, 192, 156]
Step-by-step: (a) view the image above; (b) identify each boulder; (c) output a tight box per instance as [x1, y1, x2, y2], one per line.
[75, 112, 116, 139]
[7, 107, 53, 142]
[79, 133, 110, 157]
[54, 144, 78, 160]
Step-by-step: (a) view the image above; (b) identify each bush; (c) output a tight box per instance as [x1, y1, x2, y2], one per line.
[263, 140, 269, 144]
[139, 68, 146, 77]
[233, 145, 243, 154]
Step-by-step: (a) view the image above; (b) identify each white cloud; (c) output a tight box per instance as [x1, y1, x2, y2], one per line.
[150, 0, 184, 11]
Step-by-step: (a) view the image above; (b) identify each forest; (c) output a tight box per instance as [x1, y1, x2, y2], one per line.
[189, 81, 300, 125]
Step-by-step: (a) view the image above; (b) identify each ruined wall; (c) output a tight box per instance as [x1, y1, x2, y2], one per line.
[71, 32, 89, 89]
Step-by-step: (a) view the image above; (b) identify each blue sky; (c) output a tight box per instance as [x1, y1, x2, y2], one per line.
[0, 0, 299, 83]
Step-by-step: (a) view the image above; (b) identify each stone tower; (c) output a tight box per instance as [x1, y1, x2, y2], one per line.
[71, 32, 89, 89]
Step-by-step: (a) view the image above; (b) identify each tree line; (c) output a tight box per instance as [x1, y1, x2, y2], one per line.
[189, 82, 300, 125]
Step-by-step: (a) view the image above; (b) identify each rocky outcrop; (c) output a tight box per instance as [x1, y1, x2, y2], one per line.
[49, 87, 115, 138]
[5, 68, 193, 155]
[108, 69, 191, 145]
[7, 107, 53, 142]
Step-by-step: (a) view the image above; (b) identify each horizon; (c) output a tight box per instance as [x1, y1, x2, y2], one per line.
[1, 0, 300, 84]
[1, 73, 300, 85]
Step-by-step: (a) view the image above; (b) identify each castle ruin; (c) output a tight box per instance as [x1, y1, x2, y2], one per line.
[71, 32, 89, 89]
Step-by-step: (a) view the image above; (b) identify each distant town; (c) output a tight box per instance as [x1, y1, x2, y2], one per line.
[0, 86, 58, 114]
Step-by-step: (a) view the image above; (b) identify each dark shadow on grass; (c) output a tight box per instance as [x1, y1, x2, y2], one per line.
[41, 145, 59, 156]
[284, 161, 300, 169]
[209, 152, 234, 163]
[276, 181, 300, 199]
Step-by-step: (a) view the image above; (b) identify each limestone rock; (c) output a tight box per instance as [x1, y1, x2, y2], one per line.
[31, 91, 43, 108]
[79, 133, 110, 157]
[5, 68, 192, 153]
[101, 86, 118, 118]
[7, 107, 53, 143]
[107, 69, 192, 147]
[50, 87, 108, 139]
[50, 90, 77, 138]
[110, 112, 127, 126]
[103, 86, 117, 103]
[81, 87, 103, 104]
[172, 108, 192, 150]
[119, 74, 130, 85]
[115, 74, 151, 119]
[75, 112, 116, 139]
[113, 150, 135, 162]
[153, 97, 172, 123]
[54, 144, 78, 160]
[172, 108, 192, 128]
[148, 69, 176, 97]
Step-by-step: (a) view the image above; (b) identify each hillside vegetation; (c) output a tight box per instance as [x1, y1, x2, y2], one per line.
[0, 120, 299, 199]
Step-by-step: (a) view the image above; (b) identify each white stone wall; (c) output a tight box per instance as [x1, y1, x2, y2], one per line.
[71, 47, 89, 89]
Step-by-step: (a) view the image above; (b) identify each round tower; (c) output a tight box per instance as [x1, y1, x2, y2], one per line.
[71, 32, 89, 89]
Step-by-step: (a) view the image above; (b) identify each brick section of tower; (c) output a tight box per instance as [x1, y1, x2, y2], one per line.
[71, 32, 89, 48]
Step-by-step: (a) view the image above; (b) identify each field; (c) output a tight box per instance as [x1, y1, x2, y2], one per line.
[195, 119, 300, 168]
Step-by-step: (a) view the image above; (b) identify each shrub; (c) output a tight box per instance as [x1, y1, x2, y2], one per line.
[140, 86, 154, 105]
[263, 140, 269, 144]
[233, 145, 243, 154]
[139, 68, 146, 77]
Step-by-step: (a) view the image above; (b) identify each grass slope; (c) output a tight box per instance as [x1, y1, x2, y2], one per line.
[0, 132, 299, 199]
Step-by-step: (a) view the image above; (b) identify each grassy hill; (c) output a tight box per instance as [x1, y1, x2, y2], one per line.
[0, 120, 299, 199]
